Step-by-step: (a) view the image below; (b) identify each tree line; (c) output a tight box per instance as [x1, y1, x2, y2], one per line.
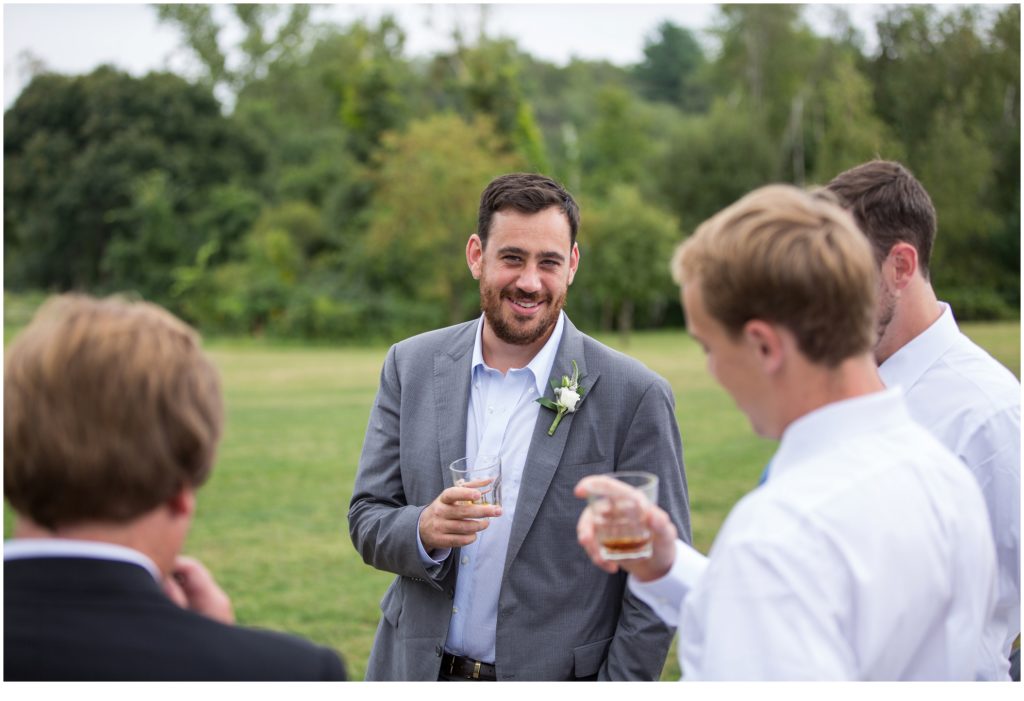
[4, 4, 1019, 342]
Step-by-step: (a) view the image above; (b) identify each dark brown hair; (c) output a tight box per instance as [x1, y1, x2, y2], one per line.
[825, 160, 937, 279]
[477, 173, 580, 247]
[4, 294, 223, 529]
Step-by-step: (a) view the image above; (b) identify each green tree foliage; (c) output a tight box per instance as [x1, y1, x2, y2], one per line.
[868, 4, 1020, 315]
[579, 86, 654, 196]
[362, 113, 524, 329]
[805, 50, 904, 184]
[572, 186, 682, 338]
[3, 66, 263, 300]
[429, 37, 549, 171]
[633, 21, 708, 111]
[156, 3, 313, 98]
[172, 201, 315, 335]
[709, 4, 820, 138]
[6, 4, 1019, 335]
[655, 100, 776, 235]
[524, 58, 634, 192]
[101, 171, 184, 301]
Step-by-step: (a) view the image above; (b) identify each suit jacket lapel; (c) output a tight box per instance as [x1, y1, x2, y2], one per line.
[434, 322, 477, 488]
[503, 317, 601, 577]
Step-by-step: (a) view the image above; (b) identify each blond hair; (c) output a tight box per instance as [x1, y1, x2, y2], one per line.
[672, 184, 877, 366]
[4, 294, 223, 529]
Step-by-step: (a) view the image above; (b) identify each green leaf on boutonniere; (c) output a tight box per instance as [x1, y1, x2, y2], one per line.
[536, 359, 586, 436]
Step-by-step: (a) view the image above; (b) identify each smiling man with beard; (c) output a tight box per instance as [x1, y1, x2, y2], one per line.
[349, 173, 690, 681]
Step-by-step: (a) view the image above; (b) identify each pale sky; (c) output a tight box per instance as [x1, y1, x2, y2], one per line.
[2, 3, 889, 108]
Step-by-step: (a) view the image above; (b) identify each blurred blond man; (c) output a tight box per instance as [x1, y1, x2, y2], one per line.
[4, 294, 346, 680]
[576, 185, 1001, 680]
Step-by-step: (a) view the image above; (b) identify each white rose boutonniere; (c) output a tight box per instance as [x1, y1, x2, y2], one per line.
[537, 360, 586, 436]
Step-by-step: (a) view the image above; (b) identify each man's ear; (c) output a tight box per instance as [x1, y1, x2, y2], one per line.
[743, 320, 784, 374]
[567, 242, 580, 285]
[883, 242, 919, 291]
[166, 486, 196, 520]
[466, 234, 484, 279]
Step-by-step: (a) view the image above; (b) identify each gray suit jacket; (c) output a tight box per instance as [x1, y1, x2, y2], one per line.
[348, 316, 690, 680]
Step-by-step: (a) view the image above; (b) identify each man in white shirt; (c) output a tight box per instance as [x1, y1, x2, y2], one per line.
[4, 295, 347, 680]
[827, 160, 1021, 679]
[575, 184, 1002, 680]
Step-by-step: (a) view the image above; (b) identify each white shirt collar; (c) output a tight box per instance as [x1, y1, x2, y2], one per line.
[878, 302, 959, 391]
[470, 311, 566, 396]
[4, 538, 162, 581]
[771, 387, 909, 483]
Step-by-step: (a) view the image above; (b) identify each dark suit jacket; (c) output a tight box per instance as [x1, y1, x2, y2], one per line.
[4, 556, 347, 681]
[349, 316, 691, 680]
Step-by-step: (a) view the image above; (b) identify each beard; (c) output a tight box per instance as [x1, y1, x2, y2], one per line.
[480, 281, 566, 346]
[875, 285, 897, 351]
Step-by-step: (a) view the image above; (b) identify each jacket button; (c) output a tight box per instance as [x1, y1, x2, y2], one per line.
[435, 645, 442, 657]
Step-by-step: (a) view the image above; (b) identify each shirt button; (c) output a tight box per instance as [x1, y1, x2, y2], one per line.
[461, 556, 469, 565]
[488, 406, 494, 414]
[452, 606, 458, 614]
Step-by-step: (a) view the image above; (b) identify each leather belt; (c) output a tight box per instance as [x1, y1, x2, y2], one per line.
[441, 652, 497, 681]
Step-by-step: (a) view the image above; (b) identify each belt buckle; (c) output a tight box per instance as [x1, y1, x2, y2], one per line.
[472, 660, 481, 680]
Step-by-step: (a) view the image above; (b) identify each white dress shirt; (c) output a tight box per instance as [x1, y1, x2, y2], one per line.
[879, 302, 1020, 661]
[631, 388, 1001, 680]
[417, 312, 565, 663]
[4, 538, 161, 580]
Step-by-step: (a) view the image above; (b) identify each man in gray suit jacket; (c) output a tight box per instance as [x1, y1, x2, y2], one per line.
[349, 173, 690, 681]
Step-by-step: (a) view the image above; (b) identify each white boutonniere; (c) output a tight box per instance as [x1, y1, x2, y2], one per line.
[537, 360, 586, 436]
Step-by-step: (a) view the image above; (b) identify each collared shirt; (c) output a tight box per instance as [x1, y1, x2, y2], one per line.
[415, 312, 565, 663]
[630, 388, 1001, 680]
[879, 302, 1021, 658]
[4, 538, 161, 581]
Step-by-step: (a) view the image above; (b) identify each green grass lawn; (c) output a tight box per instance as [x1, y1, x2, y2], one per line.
[3, 300, 1019, 679]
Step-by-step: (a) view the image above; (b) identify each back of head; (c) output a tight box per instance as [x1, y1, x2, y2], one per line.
[825, 160, 937, 278]
[672, 184, 878, 367]
[477, 172, 580, 247]
[4, 294, 223, 530]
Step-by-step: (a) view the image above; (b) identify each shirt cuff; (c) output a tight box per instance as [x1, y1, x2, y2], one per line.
[416, 509, 451, 566]
[628, 540, 709, 626]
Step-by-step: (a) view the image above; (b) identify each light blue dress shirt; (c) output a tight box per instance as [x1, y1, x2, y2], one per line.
[418, 312, 565, 663]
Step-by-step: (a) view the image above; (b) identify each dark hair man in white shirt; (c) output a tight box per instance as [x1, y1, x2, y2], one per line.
[4, 294, 347, 680]
[826, 160, 1020, 680]
[575, 184, 1001, 680]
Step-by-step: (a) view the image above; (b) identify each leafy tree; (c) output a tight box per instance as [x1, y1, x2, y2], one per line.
[3, 66, 263, 300]
[428, 37, 549, 171]
[917, 107, 1011, 318]
[524, 57, 635, 191]
[573, 185, 682, 339]
[805, 47, 904, 184]
[579, 86, 654, 197]
[172, 201, 316, 335]
[867, 5, 1019, 315]
[633, 21, 708, 112]
[155, 3, 313, 102]
[101, 171, 184, 301]
[362, 113, 523, 329]
[708, 4, 820, 137]
[654, 100, 776, 235]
